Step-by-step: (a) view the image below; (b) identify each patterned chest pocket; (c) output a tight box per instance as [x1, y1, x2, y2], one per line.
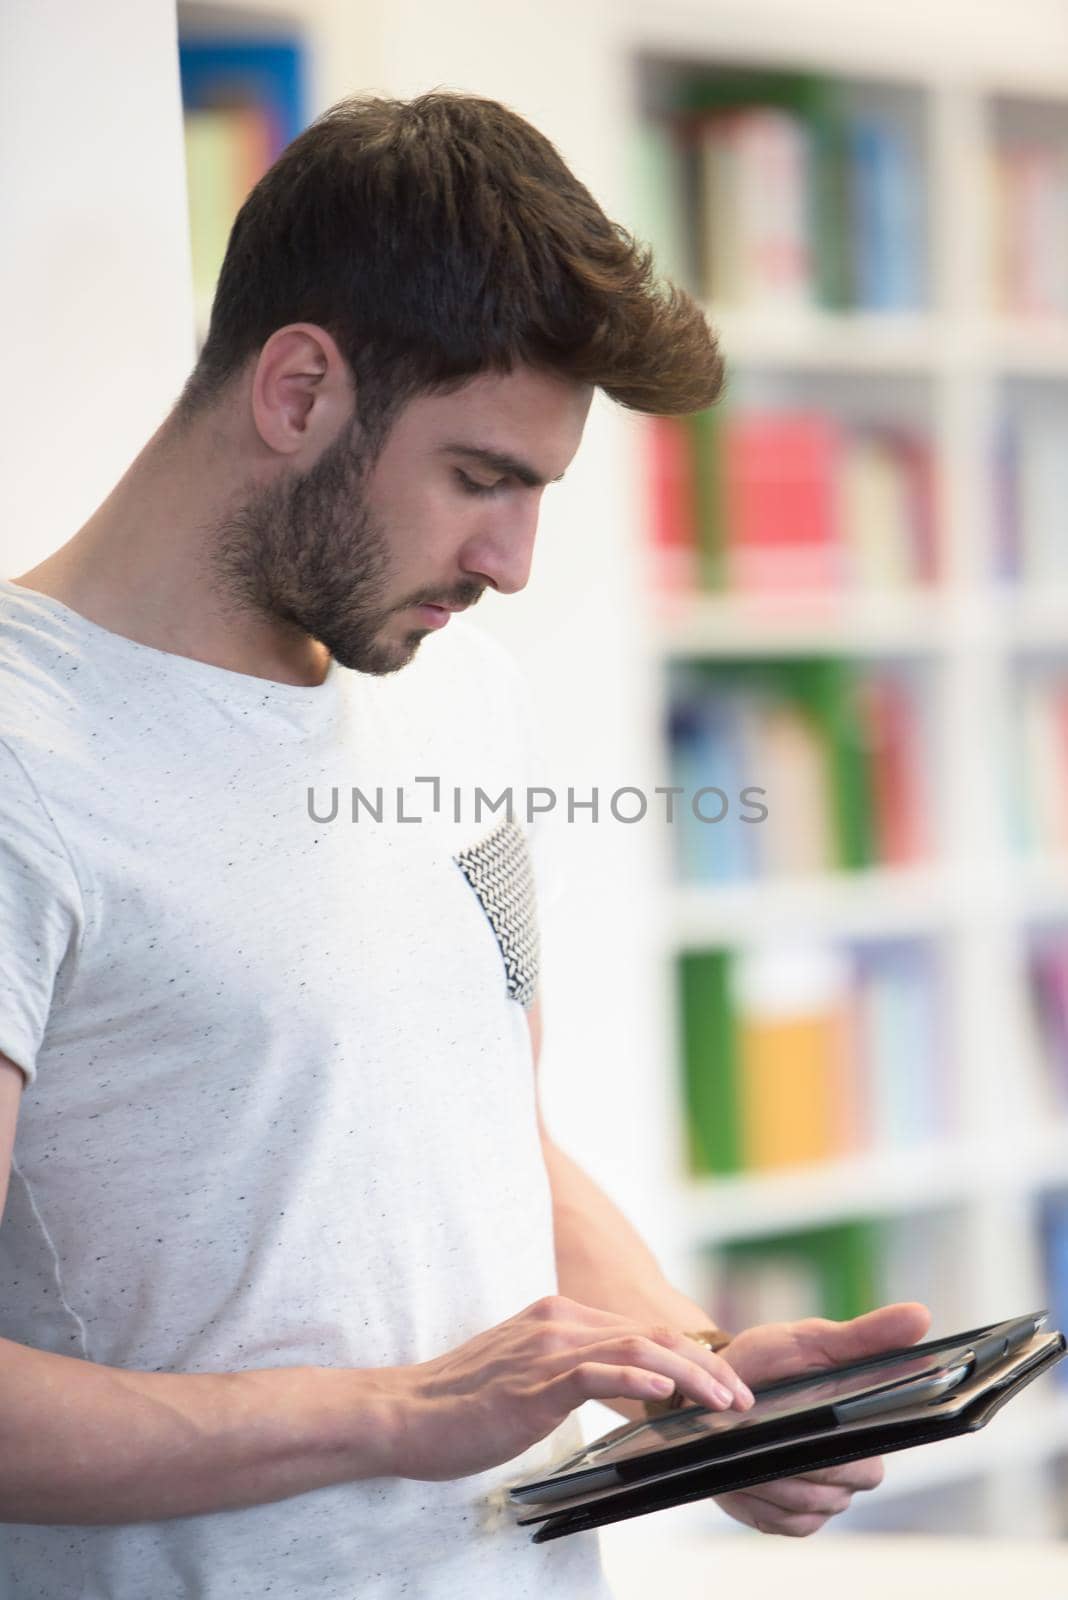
[453, 818, 540, 1011]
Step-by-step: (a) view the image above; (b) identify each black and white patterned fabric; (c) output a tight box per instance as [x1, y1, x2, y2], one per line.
[454, 818, 540, 1010]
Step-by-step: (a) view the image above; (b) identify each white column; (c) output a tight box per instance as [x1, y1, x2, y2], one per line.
[0, 0, 195, 576]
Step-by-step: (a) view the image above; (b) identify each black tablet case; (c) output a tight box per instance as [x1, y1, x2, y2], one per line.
[515, 1330, 1066, 1542]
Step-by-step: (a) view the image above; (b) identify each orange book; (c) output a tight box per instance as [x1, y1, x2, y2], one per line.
[739, 1011, 848, 1169]
[732, 944, 853, 1171]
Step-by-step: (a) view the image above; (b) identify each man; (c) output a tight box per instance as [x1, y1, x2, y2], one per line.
[0, 90, 928, 1596]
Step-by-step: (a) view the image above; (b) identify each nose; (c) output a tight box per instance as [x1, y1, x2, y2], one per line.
[459, 498, 541, 596]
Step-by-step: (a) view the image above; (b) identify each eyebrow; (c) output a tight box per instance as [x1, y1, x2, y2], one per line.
[437, 442, 565, 489]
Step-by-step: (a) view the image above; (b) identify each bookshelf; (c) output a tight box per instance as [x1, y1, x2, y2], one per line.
[174, 0, 1068, 1546]
[629, 38, 1068, 1543]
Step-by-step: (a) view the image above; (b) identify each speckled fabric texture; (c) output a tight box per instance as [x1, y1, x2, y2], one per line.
[0, 579, 609, 1600]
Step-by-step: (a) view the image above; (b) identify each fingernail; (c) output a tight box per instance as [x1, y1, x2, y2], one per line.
[711, 1382, 733, 1406]
[738, 1384, 755, 1408]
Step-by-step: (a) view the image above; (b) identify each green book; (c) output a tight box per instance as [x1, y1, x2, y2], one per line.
[627, 119, 693, 292]
[802, 659, 876, 872]
[678, 949, 742, 1175]
[671, 68, 850, 311]
[810, 1219, 880, 1321]
[688, 405, 727, 591]
[719, 1218, 878, 1322]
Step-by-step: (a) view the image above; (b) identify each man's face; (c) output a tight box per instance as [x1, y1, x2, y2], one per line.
[212, 364, 592, 675]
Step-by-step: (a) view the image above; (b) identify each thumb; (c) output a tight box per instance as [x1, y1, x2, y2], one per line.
[797, 1301, 933, 1368]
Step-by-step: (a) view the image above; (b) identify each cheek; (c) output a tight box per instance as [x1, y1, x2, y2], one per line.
[391, 481, 472, 562]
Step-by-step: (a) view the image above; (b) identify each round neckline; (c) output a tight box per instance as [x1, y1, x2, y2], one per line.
[0, 576, 338, 702]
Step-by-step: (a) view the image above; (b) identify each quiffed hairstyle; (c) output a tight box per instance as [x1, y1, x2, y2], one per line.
[175, 89, 724, 445]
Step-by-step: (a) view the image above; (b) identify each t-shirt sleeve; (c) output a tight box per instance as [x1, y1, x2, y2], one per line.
[0, 738, 84, 1084]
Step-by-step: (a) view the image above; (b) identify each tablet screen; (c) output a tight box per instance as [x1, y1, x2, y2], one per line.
[556, 1338, 976, 1474]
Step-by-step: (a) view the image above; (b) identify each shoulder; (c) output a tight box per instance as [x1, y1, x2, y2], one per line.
[0, 589, 84, 760]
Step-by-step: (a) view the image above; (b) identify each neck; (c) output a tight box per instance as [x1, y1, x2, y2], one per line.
[14, 409, 331, 687]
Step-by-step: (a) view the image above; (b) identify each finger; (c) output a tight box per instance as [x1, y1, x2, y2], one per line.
[798, 1456, 885, 1492]
[793, 1302, 932, 1368]
[575, 1337, 751, 1414]
[752, 1511, 832, 1538]
[547, 1359, 699, 1411]
[738, 1476, 854, 1518]
[556, 1318, 754, 1408]
[723, 1493, 832, 1538]
[643, 1327, 755, 1408]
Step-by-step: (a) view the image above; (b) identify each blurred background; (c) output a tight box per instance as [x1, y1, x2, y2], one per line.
[4, 0, 1068, 1589]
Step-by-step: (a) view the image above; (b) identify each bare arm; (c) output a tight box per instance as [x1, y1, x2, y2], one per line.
[0, 1338, 394, 1525]
[0, 1051, 395, 1525]
[0, 1051, 747, 1527]
[527, 997, 722, 1423]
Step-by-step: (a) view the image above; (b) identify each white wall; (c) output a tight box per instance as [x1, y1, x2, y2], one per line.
[0, 0, 196, 579]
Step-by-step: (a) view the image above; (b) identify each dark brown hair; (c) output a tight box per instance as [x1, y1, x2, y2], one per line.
[174, 89, 724, 446]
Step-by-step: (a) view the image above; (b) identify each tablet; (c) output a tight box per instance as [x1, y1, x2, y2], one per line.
[507, 1313, 1046, 1506]
[511, 1325, 1065, 1537]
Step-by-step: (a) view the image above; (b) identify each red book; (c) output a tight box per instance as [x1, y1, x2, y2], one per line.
[646, 416, 699, 591]
[723, 411, 842, 591]
[892, 429, 938, 585]
[862, 674, 925, 864]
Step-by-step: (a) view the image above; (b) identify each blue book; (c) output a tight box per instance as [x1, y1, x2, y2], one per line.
[179, 37, 307, 151]
[1039, 1195, 1068, 1384]
[848, 116, 923, 311]
[668, 690, 756, 883]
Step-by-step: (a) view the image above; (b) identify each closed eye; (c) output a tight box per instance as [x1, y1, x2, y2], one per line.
[455, 468, 507, 497]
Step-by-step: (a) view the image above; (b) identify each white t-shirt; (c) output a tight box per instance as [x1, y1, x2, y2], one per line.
[0, 577, 612, 1599]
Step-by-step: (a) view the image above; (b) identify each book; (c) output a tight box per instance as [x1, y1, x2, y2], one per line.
[628, 118, 693, 290]
[747, 695, 836, 877]
[991, 140, 1068, 317]
[1039, 1196, 1068, 1384]
[716, 1219, 879, 1329]
[1028, 935, 1068, 1112]
[730, 941, 852, 1169]
[858, 671, 927, 865]
[694, 107, 814, 309]
[846, 114, 924, 310]
[676, 69, 849, 311]
[1006, 394, 1068, 584]
[667, 659, 925, 880]
[678, 949, 742, 1176]
[1017, 673, 1068, 855]
[855, 940, 943, 1146]
[646, 417, 699, 592]
[722, 412, 843, 592]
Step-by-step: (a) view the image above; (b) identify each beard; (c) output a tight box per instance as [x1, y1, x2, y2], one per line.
[208, 418, 465, 676]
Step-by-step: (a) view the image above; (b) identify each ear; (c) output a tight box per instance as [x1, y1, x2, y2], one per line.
[249, 323, 355, 458]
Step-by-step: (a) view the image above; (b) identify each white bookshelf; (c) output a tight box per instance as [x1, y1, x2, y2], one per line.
[626, 22, 1068, 1545]
[174, 0, 1068, 1547]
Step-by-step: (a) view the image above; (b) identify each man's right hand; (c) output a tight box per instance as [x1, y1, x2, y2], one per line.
[373, 1294, 754, 1481]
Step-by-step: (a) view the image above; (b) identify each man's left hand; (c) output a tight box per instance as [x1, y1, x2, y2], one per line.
[713, 1300, 931, 1537]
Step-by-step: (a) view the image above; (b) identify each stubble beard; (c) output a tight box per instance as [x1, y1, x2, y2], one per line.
[208, 420, 430, 677]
